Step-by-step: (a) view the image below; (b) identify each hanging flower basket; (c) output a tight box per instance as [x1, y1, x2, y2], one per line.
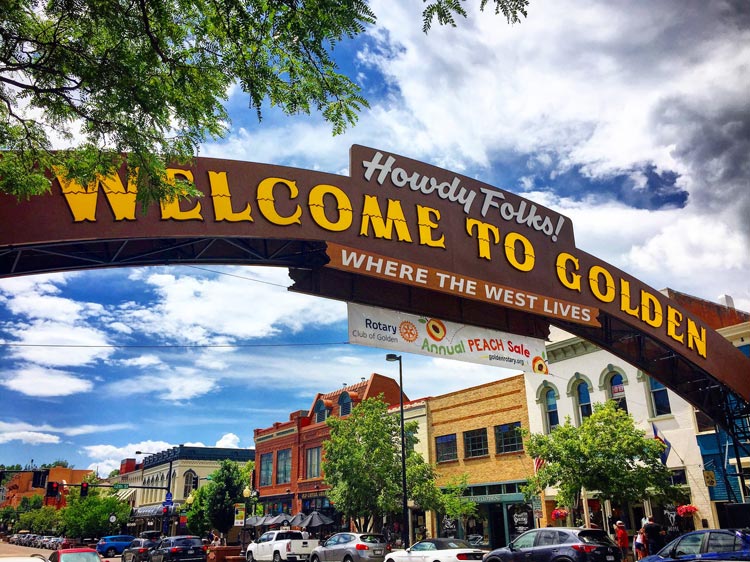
[676, 504, 698, 517]
[551, 508, 569, 521]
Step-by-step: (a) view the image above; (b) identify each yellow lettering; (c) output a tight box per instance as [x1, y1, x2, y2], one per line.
[160, 169, 202, 220]
[640, 290, 663, 328]
[619, 279, 640, 318]
[256, 177, 302, 226]
[666, 306, 684, 344]
[209, 171, 253, 222]
[308, 184, 353, 232]
[360, 195, 412, 242]
[466, 218, 500, 260]
[687, 319, 707, 358]
[416, 206, 445, 248]
[556, 252, 581, 291]
[56, 169, 137, 222]
[504, 232, 535, 272]
[588, 265, 615, 303]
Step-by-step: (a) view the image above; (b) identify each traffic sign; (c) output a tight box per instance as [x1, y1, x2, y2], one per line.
[112, 483, 129, 490]
[165, 492, 173, 501]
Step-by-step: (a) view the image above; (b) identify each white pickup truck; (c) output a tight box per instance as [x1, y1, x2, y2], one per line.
[246, 530, 318, 562]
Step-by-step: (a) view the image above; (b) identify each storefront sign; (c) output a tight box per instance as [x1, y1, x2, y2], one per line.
[0, 145, 747, 404]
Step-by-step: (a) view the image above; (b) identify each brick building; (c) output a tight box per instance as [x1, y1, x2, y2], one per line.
[253, 373, 405, 521]
[428, 374, 534, 549]
[1, 466, 93, 510]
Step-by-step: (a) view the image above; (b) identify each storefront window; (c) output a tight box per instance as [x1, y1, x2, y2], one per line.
[464, 428, 488, 458]
[259, 453, 273, 487]
[545, 389, 559, 432]
[436, 434, 458, 462]
[495, 422, 523, 453]
[650, 378, 672, 416]
[276, 449, 291, 484]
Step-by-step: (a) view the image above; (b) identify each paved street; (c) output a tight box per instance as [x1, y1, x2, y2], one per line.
[0, 541, 115, 561]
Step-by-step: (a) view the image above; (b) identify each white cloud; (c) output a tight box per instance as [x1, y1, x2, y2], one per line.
[1, 365, 93, 396]
[215, 433, 241, 448]
[82, 440, 174, 464]
[116, 267, 346, 344]
[109, 371, 217, 402]
[0, 431, 61, 445]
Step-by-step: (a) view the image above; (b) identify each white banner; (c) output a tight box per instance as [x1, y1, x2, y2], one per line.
[347, 303, 549, 374]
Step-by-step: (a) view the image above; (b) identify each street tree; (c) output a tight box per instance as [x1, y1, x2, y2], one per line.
[206, 459, 246, 536]
[18, 505, 61, 534]
[523, 400, 676, 516]
[1, 0, 529, 205]
[440, 474, 478, 536]
[186, 483, 213, 538]
[324, 395, 445, 532]
[60, 492, 131, 538]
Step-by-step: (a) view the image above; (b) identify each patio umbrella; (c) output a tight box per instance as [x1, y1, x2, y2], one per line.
[245, 515, 262, 526]
[289, 512, 307, 526]
[269, 513, 293, 526]
[300, 511, 333, 528]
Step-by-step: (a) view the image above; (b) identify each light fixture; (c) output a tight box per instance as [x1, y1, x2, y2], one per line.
[386, 353, 409, 548]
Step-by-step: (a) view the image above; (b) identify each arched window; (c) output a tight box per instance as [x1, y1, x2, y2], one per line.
[650, 377, 671, 416]
[577, 381, 592, 421]
[609, 373, 628, 413]
[183, 470, 197, 499]
[314, 399, 329, 423]
[545, 389, 559, 433]
[338, 393, 352, 416]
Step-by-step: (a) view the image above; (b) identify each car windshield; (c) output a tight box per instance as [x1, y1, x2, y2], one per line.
[578, 531, 617, 546]
[60, 553, 102, 562]
[172, 538, 203, 547]
[359, 535, 386, 544]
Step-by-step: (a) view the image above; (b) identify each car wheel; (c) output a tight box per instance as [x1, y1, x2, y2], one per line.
[310, 556, 318, 562]
[343, 556, 353, 562]
[106, 548, 117, 558]
[273, 553, 281, 562]
[247, 553, 254, 562]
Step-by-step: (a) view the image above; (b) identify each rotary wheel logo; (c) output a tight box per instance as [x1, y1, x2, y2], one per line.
[399, 321, 419, 342]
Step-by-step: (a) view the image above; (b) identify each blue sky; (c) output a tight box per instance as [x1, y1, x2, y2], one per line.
[1, 0, 749, 476]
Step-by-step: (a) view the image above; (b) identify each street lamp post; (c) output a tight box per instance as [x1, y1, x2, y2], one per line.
[386, 353, 409, 549]
[242, 486, 258, 553]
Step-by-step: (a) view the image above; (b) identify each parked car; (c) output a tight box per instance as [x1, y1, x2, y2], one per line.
[384, 538, 484, 562]
[641, 529, 750, 562]
[50, 548, 104, 562]
[97, 536, 137, 558]
[148, 535, 207, 562]
[60, 538, 82, 550]
[311, 533, 389, 562]
[483, 528, 621, 562]
[123, 539, 158, 562]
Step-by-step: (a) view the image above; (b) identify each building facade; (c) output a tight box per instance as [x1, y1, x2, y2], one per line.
[428, 375, 534, 549]
[253, 373, 405, 524]
[119, 445, 255, 536]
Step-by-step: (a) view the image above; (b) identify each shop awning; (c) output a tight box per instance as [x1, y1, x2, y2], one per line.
[116, 488, 136, 501]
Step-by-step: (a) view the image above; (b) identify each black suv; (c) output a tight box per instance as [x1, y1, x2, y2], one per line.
[148, 536, 207, 562]
[123, 538, 158, 562]
[483, 528, 621, 562]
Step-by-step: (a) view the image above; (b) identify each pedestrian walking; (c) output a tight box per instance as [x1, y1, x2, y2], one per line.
[615, 521, 630, 562]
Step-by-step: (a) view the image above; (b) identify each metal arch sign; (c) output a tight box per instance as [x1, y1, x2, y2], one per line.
[0, 145, 748, 406]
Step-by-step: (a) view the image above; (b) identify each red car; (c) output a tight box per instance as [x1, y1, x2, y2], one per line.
[49, 548, 104, 562]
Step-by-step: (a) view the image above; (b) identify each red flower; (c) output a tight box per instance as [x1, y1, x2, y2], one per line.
[551, 508, 568, 521]
[676, 504, 698, 517]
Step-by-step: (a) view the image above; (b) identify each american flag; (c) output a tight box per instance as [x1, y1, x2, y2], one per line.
[534, 457, 546, 473]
